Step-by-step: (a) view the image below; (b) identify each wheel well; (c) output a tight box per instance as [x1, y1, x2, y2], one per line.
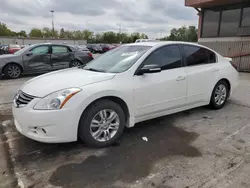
[81, 96, 130, 125]
[220, 78, 231, 93]
[2, 63, 23, 74]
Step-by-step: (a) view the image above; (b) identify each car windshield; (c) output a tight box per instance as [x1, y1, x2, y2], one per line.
[83, 45, 151, 73]
[14, 45, 33, 55]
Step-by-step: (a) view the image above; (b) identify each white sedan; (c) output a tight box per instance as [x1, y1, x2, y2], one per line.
[12, 41, 239, 147]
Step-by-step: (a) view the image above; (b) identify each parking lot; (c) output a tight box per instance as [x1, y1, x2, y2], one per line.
[1, 71, 250, 188]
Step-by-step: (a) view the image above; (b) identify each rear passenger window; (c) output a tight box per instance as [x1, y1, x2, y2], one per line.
[183, 45, 216, 66]
[52, 46, 69, 54]
[143, 45, 182, 70]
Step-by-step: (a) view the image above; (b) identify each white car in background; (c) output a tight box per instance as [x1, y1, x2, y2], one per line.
[12, 41, 239, 147]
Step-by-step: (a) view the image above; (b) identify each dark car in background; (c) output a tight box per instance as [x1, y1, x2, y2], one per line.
[100, 44, 113, 52]
[86, 44, 103, 53]
[0, 43, 93, 79]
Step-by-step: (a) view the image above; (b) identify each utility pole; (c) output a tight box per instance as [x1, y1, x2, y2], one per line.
[160, 29, 164, 38]
[50, 10, 55, 38]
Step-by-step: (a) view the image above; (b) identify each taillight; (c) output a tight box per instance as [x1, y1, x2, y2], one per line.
[8, 49, 14, 54]
[88, 52, 93, 57]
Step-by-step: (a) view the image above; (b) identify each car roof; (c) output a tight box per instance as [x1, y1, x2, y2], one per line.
[125, 41, 207, 48]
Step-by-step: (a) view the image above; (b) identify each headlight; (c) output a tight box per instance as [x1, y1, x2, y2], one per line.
[34, 88, 81, 110]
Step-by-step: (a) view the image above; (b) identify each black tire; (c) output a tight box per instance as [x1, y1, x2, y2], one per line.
[69, 60, 82, 67]
[78, 100, 125, 148]
[3, 64, 22, 79]
[210, 80, 229, 109]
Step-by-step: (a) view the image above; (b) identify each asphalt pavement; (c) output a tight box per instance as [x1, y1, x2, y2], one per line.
[0, 71, 250, 188]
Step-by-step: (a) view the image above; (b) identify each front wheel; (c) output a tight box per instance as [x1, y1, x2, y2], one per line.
[78, 100, 125, 148]
[3, 64, 22, 79]
[210, 80, 229, 109]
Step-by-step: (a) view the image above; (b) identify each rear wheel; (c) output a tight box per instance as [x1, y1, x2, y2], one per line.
[69, 60, 82, 67]
[3, 64, 22, 79]
[78, 100, 125, 148]
[210, 80, 229, 109]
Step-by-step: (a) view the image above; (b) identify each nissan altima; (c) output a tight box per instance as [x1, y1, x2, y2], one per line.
[12, 41, 239, 147]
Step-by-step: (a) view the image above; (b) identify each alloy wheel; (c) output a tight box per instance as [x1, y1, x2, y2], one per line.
[90, 109, 120, 142]
[214, 84, 227, 105]
[8, 65, 21, 78]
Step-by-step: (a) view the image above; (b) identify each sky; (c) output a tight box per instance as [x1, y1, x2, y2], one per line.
[0, 0, 198, 38]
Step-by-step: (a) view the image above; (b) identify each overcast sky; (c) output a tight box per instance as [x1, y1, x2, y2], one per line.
[0, 0, 198, 38]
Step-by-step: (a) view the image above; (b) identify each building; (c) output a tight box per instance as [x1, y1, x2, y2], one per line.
[185, 0, 250, 72]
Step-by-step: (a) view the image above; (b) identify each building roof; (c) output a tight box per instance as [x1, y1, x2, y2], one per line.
[185, 0, 247, 8]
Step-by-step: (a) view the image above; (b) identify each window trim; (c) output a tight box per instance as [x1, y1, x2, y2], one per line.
[181, 44, 218, 67]
[134, 44, 183, 75]
[201, 2, 250, 38]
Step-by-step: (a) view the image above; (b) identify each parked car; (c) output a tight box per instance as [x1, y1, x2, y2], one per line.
[7, 44, 21, 54]
[12, 41, 238, 147]
[135, 39, 159, 43]
[87, 44, 103, 53]
[0, 43, 93, 78]
[0, 45, 8, 55]
[100, 44, 112, 52]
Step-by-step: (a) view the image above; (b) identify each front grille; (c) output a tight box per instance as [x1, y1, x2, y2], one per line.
[14, 91, 35, 107]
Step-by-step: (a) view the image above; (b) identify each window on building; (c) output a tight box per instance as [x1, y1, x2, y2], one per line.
[183, 45, 216, 66]
[242, 7, 250, 27]
[143, 45, 182, 70]
[202, 9, 220, 37]
[219, 8, 241, 37]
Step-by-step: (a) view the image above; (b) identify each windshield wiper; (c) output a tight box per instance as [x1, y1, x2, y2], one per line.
[82, 68, 105, 72]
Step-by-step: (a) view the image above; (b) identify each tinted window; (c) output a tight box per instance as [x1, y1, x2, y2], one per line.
[31, 46, 49, 55]
[202, 9, 220, 37]
[52, 46, 68, 53]
[242, 7, 250, 27]
[220, 8, 241, 37]
[143, 45, 182, 70]
[183, 45, 216, 66]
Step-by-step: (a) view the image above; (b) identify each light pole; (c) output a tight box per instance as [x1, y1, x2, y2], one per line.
[50, 10, 55, 38]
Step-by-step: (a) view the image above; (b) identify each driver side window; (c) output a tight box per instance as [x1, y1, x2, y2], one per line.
[31, 46, 49, 55]
[143, 45, 182, 70]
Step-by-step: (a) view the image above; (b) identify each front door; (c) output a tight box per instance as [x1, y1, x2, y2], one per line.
[133, 45, 187, 121]
[23, 45, 51, 72]
[50, 45, 74, 70]
[182, 45, 219, 105]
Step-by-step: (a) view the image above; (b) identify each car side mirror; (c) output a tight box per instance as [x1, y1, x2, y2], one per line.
[26, 51, 33, 56]
[137, 64, 161, 75]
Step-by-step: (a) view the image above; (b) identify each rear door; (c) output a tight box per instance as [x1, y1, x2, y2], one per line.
[182, 45, 219, 105]
[50, 45, 74, 70]
[23, 45, 51, 72]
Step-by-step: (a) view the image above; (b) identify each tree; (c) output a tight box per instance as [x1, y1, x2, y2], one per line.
[59, 28, 66, 38]
[160, 26, 198, 42]
[82, 30, 93, 41]
[0, 22, 13, 36]
[17, 30, 27, 37]
[29, 28, 43, 37]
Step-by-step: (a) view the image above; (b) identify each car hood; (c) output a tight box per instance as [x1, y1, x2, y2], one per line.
[20, 68, 116, 97]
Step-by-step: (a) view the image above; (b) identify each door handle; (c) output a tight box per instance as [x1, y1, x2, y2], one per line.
[212, 68, 219, 72]
[176, 76, 186, 81]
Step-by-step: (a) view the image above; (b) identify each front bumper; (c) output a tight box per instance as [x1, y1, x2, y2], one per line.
[12, 98, 80, 143]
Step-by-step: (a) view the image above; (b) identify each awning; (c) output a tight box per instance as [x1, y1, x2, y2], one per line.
[185, 0, 247, 8]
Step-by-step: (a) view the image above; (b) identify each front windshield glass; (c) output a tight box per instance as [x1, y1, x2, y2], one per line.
[14, 45, 34, 55]
[83, 45, 151, 73]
